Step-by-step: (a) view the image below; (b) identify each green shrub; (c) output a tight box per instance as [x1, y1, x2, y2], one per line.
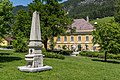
[80, 51, 87, 56]
[13, 37, 28, 52]
[93, 52, 99, 57]
[59, 50, 72, 55]
[42, 48, 46, 52]
[116, 54, 120, 60]
[62, 45, 67, 50]
[80, 51, 120, 60]
[80, 51, 100, 57]
[97, 53, 104, 58]
[86, 52, 93, 57]
[0, 46, 8, 48]
[107, 54, 116, 59]
[42, 52, 65, 59]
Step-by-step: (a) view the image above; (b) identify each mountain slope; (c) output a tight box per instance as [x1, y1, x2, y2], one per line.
[63, 0, 115, 20]
[12, 5, 28, 14]
[12, 0, 116, 20]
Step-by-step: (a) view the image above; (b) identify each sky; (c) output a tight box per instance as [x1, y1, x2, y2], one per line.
[10, 0, 68, 6]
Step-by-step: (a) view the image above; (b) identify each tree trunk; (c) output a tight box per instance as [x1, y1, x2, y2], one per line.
[51, 36, 54, 51]
[105, 51, 107, 62]
[43, 38, 48, 51]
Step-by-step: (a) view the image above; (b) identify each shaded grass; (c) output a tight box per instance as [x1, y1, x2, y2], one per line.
[0, 50, 120, 80]
[92, 58, 120, 64]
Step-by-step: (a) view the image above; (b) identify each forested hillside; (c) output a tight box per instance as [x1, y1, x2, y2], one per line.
[12, 5, 28, 14]
[13, 0, 115, 20]
[63, 0, 115, 20]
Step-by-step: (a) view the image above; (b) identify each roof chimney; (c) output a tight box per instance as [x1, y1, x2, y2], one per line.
[86, 16, 89, 22]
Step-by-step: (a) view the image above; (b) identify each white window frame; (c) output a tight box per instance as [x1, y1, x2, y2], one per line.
[78, 35, 82, 42]
[85, 35, 89, 42]
[57, 36, 61, 42]
[70, 35, 74, 42]
[64, 36, 67, 42]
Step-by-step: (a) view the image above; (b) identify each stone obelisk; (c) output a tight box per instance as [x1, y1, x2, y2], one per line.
[18, 11, 52, 72]
[29, 11, 42, 54]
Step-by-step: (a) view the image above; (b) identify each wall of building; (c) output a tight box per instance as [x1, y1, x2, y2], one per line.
[47, 34, 93, 51]
[0, 39, 8, 46]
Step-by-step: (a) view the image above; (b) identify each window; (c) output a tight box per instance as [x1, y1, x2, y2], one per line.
[78, 44, 81, 51]
[64, 36, 67, 42]
[58, 45, 61, 49]
[86, 35, 89, 42]
[57, 36, 61, 42]
[71, 36, 74, 42]
[71, 45, 73, 50]
[78, 36, 81, 42]
[85, 44, 89, 50]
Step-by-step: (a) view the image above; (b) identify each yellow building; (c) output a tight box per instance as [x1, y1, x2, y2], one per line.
[0, 37, 13, 46]
[47, 19, 96, 51]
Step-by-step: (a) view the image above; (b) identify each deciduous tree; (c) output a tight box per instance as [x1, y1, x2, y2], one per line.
[29, 0, 72, 51]
[0, 0, 13, 38]
[12, 10, 31, 52]
[93, 22, 120, 61]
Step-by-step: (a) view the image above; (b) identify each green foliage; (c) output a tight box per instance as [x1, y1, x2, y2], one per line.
[62, 45, 67, 50]
[0, 0, 13, 37]
[93, 22, 120, 53]
[80, 51, 120, 60]
[49, 37, 55, 50]
[47, 49, 72, 55]
[80, 51, 104, 57]
[107, 54, 117, 59]
[114, 0, 120, 23]
[93, 22, 120, 61]
[28, 0, 72, 50]
[59, 50, 72, 55]
[12, 10, 31, 52]
[12, 37, 28, 52]
[12, 5, 28, 15]
[42, 48, 65, 59]
[42, 51, 65, 59]
[64, 0, 115, 20]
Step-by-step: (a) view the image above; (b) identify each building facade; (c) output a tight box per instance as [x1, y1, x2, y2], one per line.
[47, 19, 95, 51]
[0, 37, 13, 46]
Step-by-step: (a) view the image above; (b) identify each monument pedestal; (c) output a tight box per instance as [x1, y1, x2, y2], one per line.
[18, 66, 52, 72]
[18, 53, 52, 72]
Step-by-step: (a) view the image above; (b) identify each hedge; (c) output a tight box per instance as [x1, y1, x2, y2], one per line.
[80, 51, 120, 60]
[42, 52, 65, 59]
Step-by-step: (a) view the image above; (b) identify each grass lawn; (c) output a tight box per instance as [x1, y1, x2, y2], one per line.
[1, 50, 120, 80]
[90, 17, 114, 25]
